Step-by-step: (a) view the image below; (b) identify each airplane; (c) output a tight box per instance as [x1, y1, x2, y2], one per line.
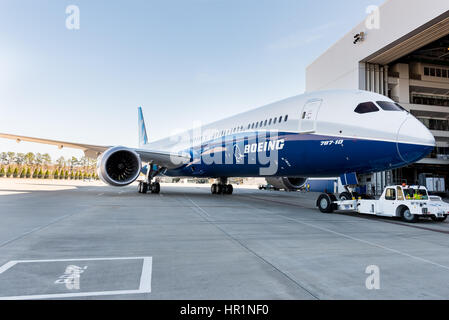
[0, 89, 435, 196]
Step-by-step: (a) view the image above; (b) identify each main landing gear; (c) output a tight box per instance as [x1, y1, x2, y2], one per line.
[211, 177, 233, 195]
[138, 181, 161, 194]
[138, 164, 164, 195]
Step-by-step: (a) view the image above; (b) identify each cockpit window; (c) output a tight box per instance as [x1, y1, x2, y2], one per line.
[376, 101, 406, 112]
[354, 102, 379, 114]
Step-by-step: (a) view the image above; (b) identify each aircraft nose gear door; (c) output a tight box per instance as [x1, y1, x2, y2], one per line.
[300, 99, 322, 133]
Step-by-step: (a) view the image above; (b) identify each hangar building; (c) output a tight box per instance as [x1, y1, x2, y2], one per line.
[306, 0, 449, 195]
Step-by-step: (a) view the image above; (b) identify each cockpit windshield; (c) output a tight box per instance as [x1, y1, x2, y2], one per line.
[403, 188, 429, 200]
[376, 101, 407, 112]
[355, 102, 379, 114]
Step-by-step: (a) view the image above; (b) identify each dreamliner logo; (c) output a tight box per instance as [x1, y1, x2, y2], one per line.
[244, 139, 285, 154]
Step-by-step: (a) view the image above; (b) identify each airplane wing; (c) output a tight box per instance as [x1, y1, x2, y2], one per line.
[0, 133, 110, 158]
[0, 133, 190, 169]
[135, 149, 191, 169]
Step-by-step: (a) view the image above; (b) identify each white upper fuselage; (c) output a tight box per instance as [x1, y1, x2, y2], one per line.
[146, 90, 435, 152]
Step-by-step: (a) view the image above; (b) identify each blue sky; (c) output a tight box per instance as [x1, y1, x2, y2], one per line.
[0, 0, 384, 161]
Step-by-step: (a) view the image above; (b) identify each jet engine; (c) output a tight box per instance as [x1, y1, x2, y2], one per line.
[265, 177, 307, 191]
[97, 146, 142, 186]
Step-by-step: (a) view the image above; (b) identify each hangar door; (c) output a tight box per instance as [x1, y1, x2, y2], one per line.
[299, 99, 322, 133]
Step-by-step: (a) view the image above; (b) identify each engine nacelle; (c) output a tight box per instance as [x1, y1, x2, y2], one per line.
[265, 177, 307, 191]
[97, 146, 142, 186]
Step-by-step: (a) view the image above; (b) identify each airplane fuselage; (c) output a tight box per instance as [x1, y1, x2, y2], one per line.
[144, 90, 435, 179]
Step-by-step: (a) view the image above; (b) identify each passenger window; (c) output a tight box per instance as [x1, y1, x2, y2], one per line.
[376, 101, 404, 112]
[251, 123, 255, 129]
[385, 188, 396, 201]
[260, 121, 263, 127]
[264, 120, 267, 126]
[279, 116, 283, 123]
[285, 115, 288, 122]
[273, 118, 277, 124]
[269, 119, 272, 125]
[255, 122, 259, 128]
[355, 102, 379, 114]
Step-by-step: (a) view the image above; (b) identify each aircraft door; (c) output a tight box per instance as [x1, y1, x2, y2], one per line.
[300, 99, 322, 133]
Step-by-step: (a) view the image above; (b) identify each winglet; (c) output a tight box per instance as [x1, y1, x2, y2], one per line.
[138, 107, 148, 147]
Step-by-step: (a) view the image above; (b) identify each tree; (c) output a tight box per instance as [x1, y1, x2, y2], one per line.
[57, 156, 65, 168]
[25, 152, 35, 166]
[13, 167, 19, 178]
[59, 170, 64, 179]
[0, 167, 4, 177]
[53, 169, 59, 179]
[20, 168, 26, 178]
[70, 171, 74, 179]
[7, 152, 15, 164]
[89, 158, 97, 170]
[44, 170, 50, 179]
[15, 153, 25, 165]
[38, 168, 43, 179]
[6, 167, 12, 178]
[32, 169, 38, 179]
[26, 167, 31, 178]
[64, 170, 69, 180]
[42, 153, 51, 166]
[35, 153, 43, 166]
[80, 156, 89, 168]
[0, 152, 7, 165]
[70, 156, 79, 168]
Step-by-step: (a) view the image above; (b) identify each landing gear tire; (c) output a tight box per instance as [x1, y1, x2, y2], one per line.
[431, 215, 447, 222]
[402, 208, 419, 223]
[138, 182, 142, 194]
[211, 183, 233, 195]
[317, 194, 334, 214]
[138, 182, 148, 194]
[150, 182, 161, 194]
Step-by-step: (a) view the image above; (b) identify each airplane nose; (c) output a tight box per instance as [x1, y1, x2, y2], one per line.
[396, 116, 435, 164]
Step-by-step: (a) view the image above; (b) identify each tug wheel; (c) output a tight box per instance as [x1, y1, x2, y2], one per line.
[317, 194, 334, 214]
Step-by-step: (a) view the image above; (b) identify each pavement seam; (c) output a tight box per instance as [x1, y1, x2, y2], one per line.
[238, 194, 449, 272]
[0, 212, 79, 249]
[184, 195, 320, 300]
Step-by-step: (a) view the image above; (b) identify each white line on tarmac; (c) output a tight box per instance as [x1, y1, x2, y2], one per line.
[0, 257, 153, 300]
[185, 196, 319, 300]
[280, 214, 449, 271]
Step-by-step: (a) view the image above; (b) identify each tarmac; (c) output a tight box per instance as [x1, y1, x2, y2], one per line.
[1, 179, 449, 300]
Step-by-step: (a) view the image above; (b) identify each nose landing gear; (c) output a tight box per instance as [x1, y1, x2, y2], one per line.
[211, 178, 233, 195]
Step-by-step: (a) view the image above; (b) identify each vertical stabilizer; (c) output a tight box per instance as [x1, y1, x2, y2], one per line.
[138, 107, 148, 147]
